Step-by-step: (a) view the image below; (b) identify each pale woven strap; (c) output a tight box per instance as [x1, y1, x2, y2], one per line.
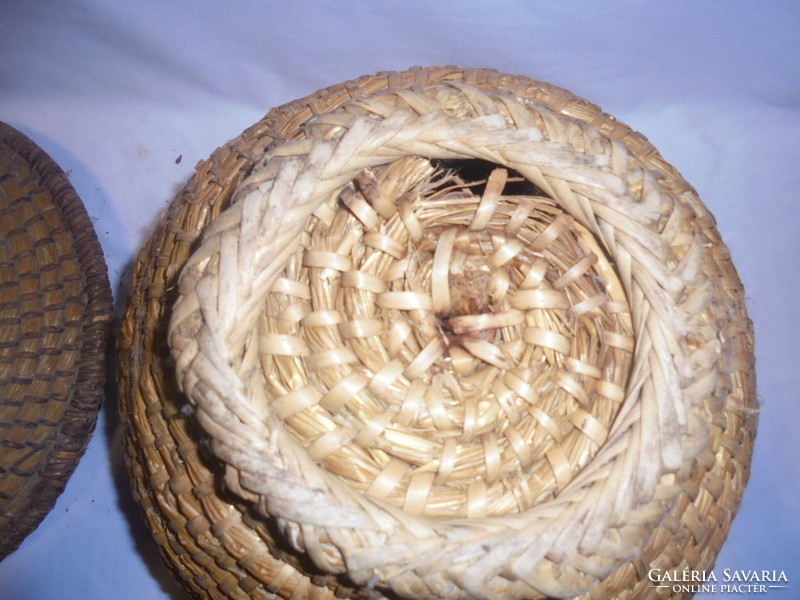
[169, 83, 721, 599]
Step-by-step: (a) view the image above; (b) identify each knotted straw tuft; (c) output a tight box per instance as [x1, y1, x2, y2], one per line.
[122, 67, 755, 600]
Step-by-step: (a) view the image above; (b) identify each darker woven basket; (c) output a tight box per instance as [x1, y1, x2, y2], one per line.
[0, 122, 113, 558]
[119, 67, 757, 600]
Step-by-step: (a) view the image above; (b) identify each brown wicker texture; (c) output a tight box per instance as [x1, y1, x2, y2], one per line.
[0, 122, 113, 558]
[119, 67, 757, 600]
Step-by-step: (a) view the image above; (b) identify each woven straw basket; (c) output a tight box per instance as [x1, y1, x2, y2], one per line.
[119, 66, 757, 600]
[0, 122, 112, 558]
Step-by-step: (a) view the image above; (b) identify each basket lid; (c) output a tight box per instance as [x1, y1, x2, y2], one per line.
[0, 121, 113, 558]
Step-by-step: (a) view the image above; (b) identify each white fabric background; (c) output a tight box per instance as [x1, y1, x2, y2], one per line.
[1, 1, 798, 599]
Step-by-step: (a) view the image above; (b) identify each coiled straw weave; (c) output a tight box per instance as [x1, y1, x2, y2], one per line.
[120, 67, 756, 600]
[1, 121, 112, 558]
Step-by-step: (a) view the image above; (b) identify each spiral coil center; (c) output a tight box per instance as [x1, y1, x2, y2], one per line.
[257, 158, 634, 518]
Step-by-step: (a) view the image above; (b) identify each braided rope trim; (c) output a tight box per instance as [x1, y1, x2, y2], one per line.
[169, 83, 726, 599]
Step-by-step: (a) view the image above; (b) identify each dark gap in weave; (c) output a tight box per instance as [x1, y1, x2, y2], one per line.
[430, 158, 544, 196]
[427, 158, 542, 349]
[433, 158, 624, 291]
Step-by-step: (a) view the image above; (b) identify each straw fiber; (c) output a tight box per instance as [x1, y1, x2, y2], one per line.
[119, 67, 757, 600]
[0, 122, 112, 558]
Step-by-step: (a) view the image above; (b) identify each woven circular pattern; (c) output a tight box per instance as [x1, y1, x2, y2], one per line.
[0, 122, 112, 558]
[120, 67, 756, 600]
[168, 72, 757, 600]
[179, 157, 636, 524]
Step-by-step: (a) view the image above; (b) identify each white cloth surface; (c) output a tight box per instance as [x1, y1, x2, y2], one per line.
[0, 1, 798, 599]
